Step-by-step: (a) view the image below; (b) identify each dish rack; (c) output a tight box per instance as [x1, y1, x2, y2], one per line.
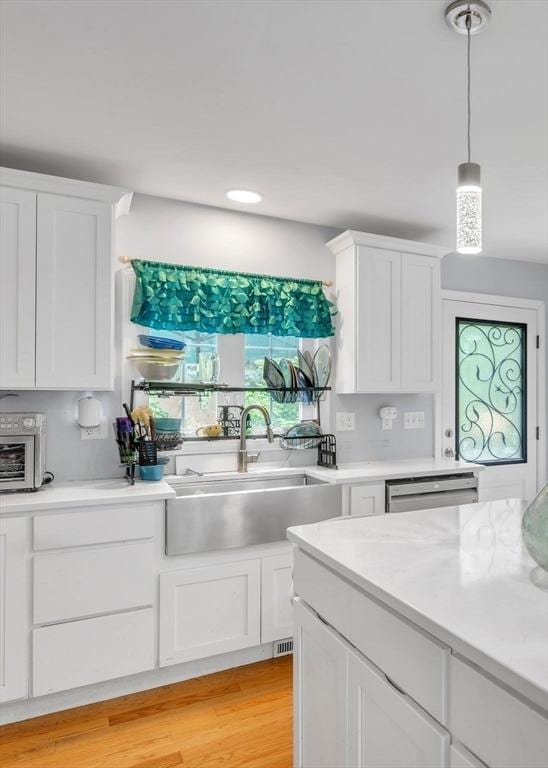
[280, 433, 337, 469]
[155, 432, 184, 451]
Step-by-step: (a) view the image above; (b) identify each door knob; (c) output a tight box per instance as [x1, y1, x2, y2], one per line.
[444, 447, 455, 458]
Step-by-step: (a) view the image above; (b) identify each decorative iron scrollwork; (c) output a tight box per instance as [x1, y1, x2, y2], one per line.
[456, 319, 526, 464]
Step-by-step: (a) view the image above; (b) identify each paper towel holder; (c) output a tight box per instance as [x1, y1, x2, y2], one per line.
[77, 396, 102, 428]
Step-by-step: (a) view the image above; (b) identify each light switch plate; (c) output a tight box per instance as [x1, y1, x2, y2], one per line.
[404, 411, 425, 430]
[336, 412, 355, 431]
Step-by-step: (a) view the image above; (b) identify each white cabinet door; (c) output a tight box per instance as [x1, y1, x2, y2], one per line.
[0, 518, 28, 703]
[35, 193, 113, 389]
[349, 483, 385, 517]
[348, 649, 449, 768]
[0, 187, 36, 388]
[261, 552, 293, 643]
[294, 599, 348, 768]
[356, 246, 401, 392]
[159, 559, 261, 666]
[401, 254, 441, 392]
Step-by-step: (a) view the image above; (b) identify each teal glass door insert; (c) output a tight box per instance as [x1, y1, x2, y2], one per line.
[456, 318, 526, 464]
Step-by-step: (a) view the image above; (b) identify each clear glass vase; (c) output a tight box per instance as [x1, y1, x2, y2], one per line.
[522, 483, 548, 572]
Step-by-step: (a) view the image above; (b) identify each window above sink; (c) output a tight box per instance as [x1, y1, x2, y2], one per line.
[141, 329, 317, 437]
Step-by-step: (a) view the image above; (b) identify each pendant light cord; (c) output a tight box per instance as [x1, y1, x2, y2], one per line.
[466, 11, 472, 163]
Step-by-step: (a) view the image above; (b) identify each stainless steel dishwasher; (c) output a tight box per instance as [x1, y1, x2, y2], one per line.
[385, 473, 479, 513]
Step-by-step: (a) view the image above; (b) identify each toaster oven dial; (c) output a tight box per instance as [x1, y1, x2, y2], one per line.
[22, 417, 35, 429]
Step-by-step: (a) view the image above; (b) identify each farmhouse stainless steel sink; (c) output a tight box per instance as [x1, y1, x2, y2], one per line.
[166, 472, 341, 555]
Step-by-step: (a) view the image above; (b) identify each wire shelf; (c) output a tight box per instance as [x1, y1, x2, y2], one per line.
[132, 380, 331, 396]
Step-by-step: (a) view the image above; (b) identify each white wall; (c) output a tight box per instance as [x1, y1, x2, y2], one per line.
[4, 193, 546, 481]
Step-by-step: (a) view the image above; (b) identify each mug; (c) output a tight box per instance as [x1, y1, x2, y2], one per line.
[196, 423, 222, 438]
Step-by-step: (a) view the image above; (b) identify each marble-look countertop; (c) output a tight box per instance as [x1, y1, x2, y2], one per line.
[0, 478, 175, 514]
[0, 457, 481, 515]
[288, 499, 548, 711]
[306, 457, 482, 484]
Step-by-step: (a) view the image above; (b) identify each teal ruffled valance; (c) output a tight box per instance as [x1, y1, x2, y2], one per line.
[130, 259, 335, 338]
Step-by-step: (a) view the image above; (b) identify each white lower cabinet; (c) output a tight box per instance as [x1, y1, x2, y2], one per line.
[348, 483, 385, 517]
[347, 650, 449, 768]
[0, 517, 28, 703]
[33, 608, 154, 696]
[261, 552, 293, 643]
[159, 559, 261, 666]
[294, 599, 348, 768]
[294, 598, 450, 768]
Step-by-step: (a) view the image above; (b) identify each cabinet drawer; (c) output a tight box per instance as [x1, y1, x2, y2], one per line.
[33, 503, 155, 550]
[293, 549, 350, 638]
[33, 542, 153, 623]
[33, 608, 154, 696]
[450, 655, 548, 768]
[349, 585, 449, 724]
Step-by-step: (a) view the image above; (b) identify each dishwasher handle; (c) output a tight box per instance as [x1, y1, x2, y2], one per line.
[386, 474, 478, 497]
[387, 488, 479, 513]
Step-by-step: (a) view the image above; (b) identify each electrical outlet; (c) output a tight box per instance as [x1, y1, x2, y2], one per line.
[404, 411, 425, 430]
[80, 423, 108, 440]
[336, 412, 355, 431]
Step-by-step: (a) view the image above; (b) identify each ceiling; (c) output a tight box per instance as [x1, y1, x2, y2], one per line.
[1, 0, 547, 263]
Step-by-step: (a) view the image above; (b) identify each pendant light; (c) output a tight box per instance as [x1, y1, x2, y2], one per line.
[446, 1, 491, 254]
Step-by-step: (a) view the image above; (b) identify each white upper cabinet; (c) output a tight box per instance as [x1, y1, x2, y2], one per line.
[328, 231, 449, 394]
[35, 194, 113, 389]
[0, 187, 36, 389]
[401, 253, 441, 391]
[0, 168, 131, 390]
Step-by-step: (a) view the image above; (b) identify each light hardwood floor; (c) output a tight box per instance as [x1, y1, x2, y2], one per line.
[0, 656, 293, 768]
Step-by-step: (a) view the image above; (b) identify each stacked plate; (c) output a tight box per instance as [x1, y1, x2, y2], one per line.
[127, 335, 186, 381]
[263, 345, 331, 403]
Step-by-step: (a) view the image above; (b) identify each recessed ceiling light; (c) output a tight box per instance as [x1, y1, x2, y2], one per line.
[226, 189, 262, 204]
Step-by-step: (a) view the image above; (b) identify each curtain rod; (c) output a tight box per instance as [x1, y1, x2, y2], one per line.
[117, 255, 334, 287]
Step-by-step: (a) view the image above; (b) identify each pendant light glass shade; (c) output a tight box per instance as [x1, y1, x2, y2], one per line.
[457, 161, 482, 254]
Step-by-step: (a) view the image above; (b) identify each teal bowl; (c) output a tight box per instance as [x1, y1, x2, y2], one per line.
[154, 418, 181, 433]
[139, 464, 165, 481]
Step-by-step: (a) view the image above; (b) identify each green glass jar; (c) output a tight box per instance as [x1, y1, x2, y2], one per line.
[522, 483, 548, 572]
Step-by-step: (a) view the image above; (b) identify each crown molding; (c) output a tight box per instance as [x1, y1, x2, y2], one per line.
[326, 229, 452, 259]
[0, 166, 132, 214]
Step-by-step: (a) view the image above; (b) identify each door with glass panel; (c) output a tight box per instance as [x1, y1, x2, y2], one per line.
[442, 296, 538, 502]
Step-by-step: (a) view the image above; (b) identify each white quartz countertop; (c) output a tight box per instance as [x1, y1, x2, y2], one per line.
[0, 457, 481, 514]
[306, 457, 482, 483]
[288, 499, 548, 711]
[0, 478, 175, 514]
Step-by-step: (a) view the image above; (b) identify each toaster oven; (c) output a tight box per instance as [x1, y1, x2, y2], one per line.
[0, 413, 46, 491]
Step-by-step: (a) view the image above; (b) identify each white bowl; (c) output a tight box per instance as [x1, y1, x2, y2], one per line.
[133, 358, 181, 381]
